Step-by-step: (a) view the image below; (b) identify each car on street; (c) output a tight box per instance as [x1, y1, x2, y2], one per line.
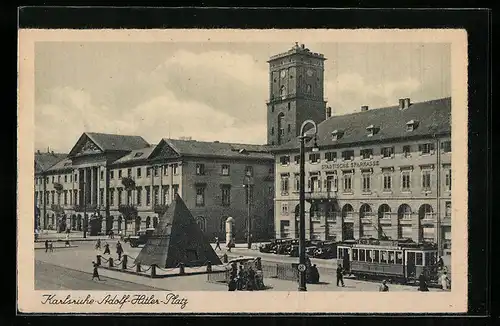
[125, 228, 155, 247]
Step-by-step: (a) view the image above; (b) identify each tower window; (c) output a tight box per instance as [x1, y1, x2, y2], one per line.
[271, 127, 274, 135]
[306, 84, 312, 94]
[287, 124, 291, 133]
[271, 105, 275, 112]
[287, 103, 291, 111]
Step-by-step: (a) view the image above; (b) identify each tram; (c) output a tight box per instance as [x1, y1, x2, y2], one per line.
[337, 238, 439, 284]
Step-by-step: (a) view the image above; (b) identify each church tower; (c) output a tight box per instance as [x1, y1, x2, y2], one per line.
[267, 43, 327, 146]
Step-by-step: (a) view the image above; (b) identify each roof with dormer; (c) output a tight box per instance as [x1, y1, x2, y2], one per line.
[271, 97, 451, 153]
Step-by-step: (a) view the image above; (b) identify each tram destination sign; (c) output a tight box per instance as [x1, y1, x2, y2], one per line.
[321, 160, 380, 170]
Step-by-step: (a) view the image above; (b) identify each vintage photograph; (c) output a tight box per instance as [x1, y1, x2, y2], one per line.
[18, 29, 468, 313]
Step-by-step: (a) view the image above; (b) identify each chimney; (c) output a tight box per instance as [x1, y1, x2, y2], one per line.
[361, 105, 369, 112]
[399, 98, 405, 109]
[405, 98, 411, 108]
[326, 107, 332, 119]
[301, 44, 305, 49]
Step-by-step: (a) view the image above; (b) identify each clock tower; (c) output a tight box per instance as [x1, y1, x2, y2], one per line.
[267, 43, 327, 146]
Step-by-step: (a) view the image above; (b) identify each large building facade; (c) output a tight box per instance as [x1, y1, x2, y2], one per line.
[34, 133, 274, 241]
[271, 97, 452, 255]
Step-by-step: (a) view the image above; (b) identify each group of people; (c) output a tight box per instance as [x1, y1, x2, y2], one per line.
[96, 239, 124, 260]
[227, 258, 264, 291]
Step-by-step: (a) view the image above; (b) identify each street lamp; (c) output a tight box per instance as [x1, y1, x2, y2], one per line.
[243, 175, 252, 250]
[298, 119, 319, 292]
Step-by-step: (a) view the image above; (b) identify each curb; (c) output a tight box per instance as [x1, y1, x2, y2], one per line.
[35, 238, 110, 243]
[34, 245, 79, 250]
[98, 265, 226, 279]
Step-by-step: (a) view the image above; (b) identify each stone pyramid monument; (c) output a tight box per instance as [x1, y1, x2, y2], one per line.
[134, 194, 222, 268]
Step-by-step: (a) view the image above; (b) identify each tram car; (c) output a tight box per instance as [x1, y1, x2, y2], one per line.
[337, 238, 439, 284]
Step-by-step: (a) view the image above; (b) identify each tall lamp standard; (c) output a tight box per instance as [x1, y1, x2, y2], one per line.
[243, 175, 252, 249]
[298, 119, 320, 292]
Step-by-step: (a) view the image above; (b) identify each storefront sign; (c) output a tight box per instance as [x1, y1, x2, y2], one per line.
[321, 160, 380, 170]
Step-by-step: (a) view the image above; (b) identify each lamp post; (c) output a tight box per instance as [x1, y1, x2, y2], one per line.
[83, 175, 87, 239]
[243, 175, 252, 249]
[298, 119, 319, 292]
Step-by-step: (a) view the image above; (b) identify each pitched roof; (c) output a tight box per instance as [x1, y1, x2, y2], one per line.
[34, 152, 68, 173]
[111, 145, 157, 165]
[45, 157, 74, 173]
[85, 132, 150, 152]
[155, 138, 273, 160]
[273, 97, 451, 152]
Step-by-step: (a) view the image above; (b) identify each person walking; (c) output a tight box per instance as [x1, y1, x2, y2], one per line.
[116, 241, 123, 261]
[418, 272, 429, 291]
[437, 256, 444, 271]
[95, 239, 101, 250]
[92, 261, 101, 281]
[49, 241, 54, 252]
[215, 237, 221, 251]
[44, 240, 49, 253]
[336, 264, 345, 287]
[103, 242, 111, 255]
[379, 280, 389, 292]
[440, 271, 450, 291]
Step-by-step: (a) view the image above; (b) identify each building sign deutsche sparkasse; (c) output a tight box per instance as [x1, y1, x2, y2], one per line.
[321, 160, 380, 170]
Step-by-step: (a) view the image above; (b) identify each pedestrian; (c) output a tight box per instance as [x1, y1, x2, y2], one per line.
[309, 264, 320, 284]
[44, 240, 49, 253]
[49, 241, 54, 252]
[418, 272, 429, 292]
[95, 239, 101, 250]
[116, 241, 123, 261]
[437, 256, 444, 270]
[440, 271, 450, 291]
[255, 257, 262, 271]
[103, 242, 110, 255]
[92, 261, 101, 281]
[215, 237, 221, 251]
[379, 280, 389, 292]
[247, 267, 256, 291]
[336, 263, 345, 287]
[237, 265, 246, 290]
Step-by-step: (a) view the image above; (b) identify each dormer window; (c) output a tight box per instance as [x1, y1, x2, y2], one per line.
[134, 152, 144, 158]
[406, 120, 419, 132]
[331, 129, 344, 141]
[366, 125, 379, 137]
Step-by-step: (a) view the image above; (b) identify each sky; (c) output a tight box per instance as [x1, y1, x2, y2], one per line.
[35, 41, 451, 153]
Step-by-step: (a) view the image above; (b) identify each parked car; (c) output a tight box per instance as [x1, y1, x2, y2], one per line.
[126, 228, 155, 247]
[259, 238, 292, 254]
[311, 241, 338, 259]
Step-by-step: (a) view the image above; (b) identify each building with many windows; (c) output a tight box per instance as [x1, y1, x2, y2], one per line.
[270, 97, 452, 254]
[34, 133, 275, 241]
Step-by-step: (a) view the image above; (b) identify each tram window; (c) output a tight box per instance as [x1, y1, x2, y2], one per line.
[416, 253, 423, 266]
[352, 249, 358, 261]
[359, 249, 366, 262]
[396, 251, 403, 264]
[366, 250, 372, 262]
[338, 248, 343, 258]
[374, 250, 380, 263]
[389, 251, 395, 264]
[381, 251, 388, 263]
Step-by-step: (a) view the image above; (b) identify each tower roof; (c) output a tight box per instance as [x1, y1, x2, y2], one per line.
[267, 42, 326, 62]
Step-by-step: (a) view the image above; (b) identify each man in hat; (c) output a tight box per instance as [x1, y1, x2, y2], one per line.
[379, 280, 389, 292]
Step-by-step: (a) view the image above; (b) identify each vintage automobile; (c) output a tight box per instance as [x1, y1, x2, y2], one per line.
[259, 238, 292, 254]
[126, 228, 155, 247]
[288, 239, 314, 257]
[311, 241, 338, 259]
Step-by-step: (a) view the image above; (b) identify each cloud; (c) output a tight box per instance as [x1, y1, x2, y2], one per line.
[325, 73, 421, 115]
[35, 86, 267, 153]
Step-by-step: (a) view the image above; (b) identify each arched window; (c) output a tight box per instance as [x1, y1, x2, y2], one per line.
[306, 84, 312, 94]
[378, 204, 391, 219]
[145, 216, 151, 228]
[419, 204, 434, 220]
[196, 216, 206, 232]
[280, 85, 286, 96]
[359, 204, 372, 219]
[310, 203, 320, 219]
[397, 204, 412, 220]
[342, 204, 354, 219]
[153, 216, 159, 228]
[277, 113, 285, 137]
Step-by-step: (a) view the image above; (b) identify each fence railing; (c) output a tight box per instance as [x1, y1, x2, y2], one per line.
[207, 261, 299, 284]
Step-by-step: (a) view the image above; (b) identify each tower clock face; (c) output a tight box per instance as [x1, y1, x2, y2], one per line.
[306, 69, 314, 77]
[280, 70, 287, 78]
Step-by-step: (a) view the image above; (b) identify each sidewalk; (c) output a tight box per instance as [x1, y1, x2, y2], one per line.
[35, 230, 116, 243]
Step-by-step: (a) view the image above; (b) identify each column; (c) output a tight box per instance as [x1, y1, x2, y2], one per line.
[90, 167, 95, 205]
[411, 212, 421, 243]
[371, 214, 379, 239]
[320, 203, 327, 241]
[353, 212, 361, 240]
[390, 212, 399, 240]
[335, 212, 343, 241]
